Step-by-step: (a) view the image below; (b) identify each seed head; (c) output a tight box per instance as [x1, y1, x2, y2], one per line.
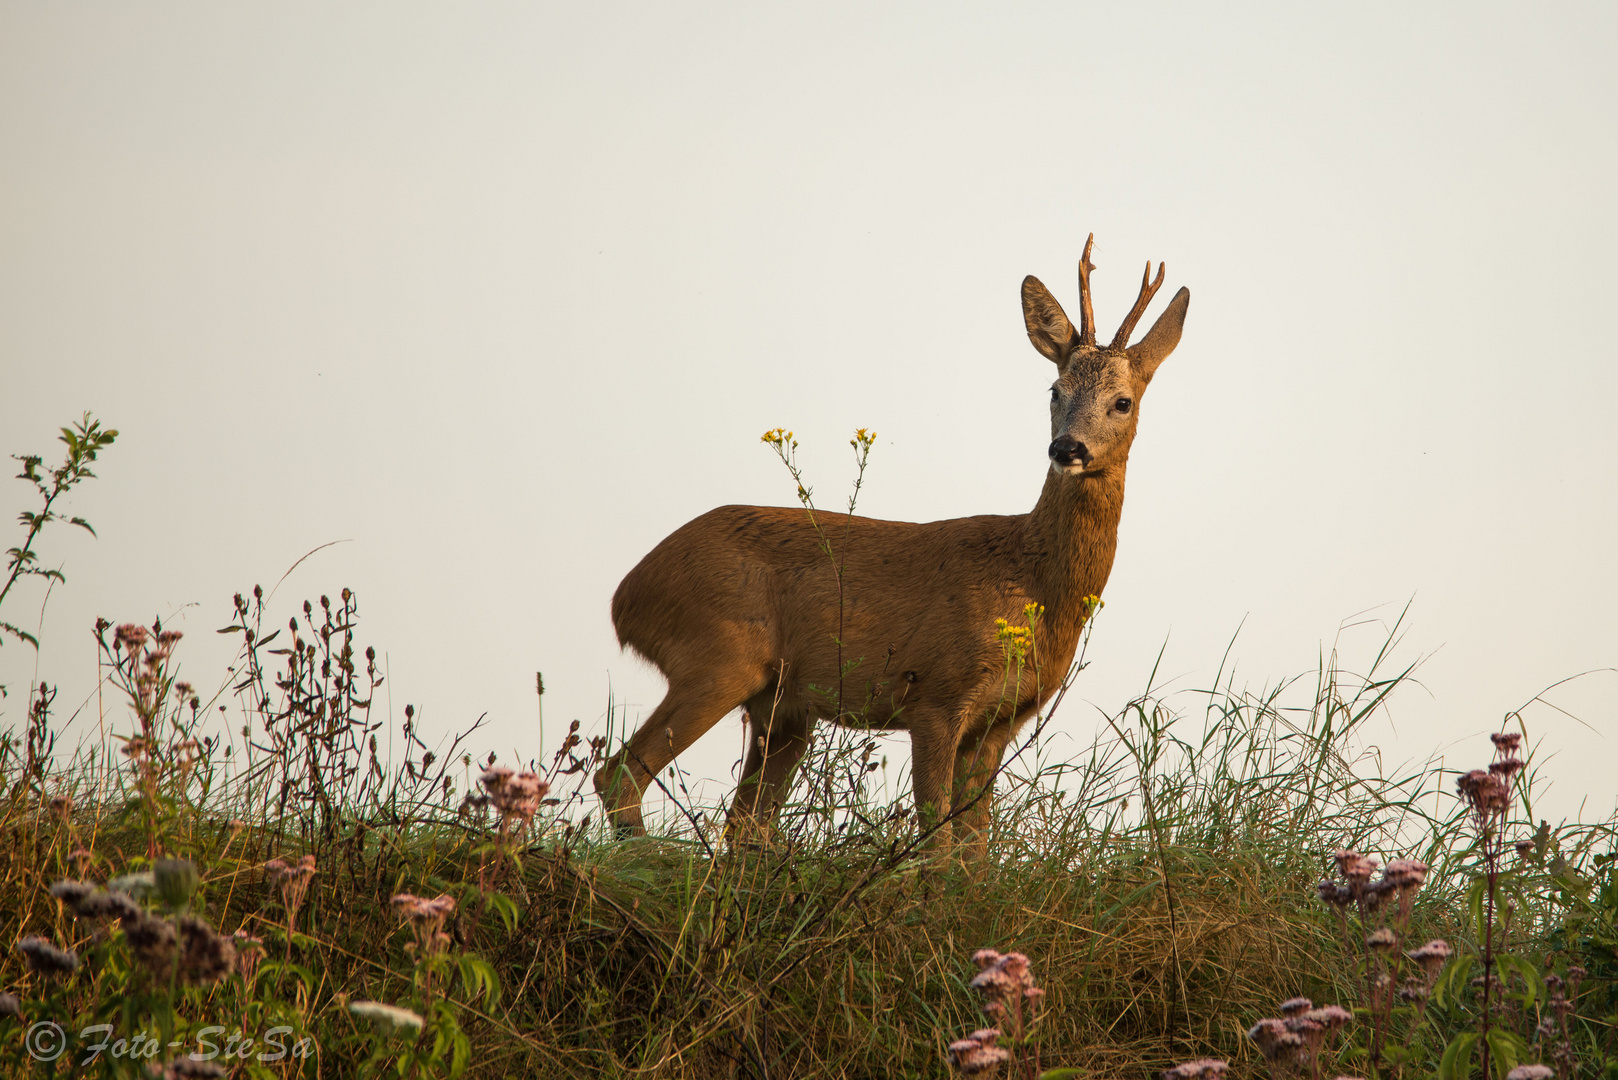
[124, 911, 178, 975]
[1316, 879, 1353, 908]
[264, 854, 317, 917]
[1160, 1060, 1229, 1080]
[1489, 732, 1523, 754]
[998, 953, 1031, 981]
[15, 935, 79, 976]
[1408, 939, 1453, 980]
[1248, 1018, 1307, 1064]
[1457, 768, 1510, 815]
[232, 930, 265, 981]
[1490, 758, 1525, 782]
[1382, 859, 1429, 889]
[1332, 849, 1378, 881]
[968, 966, 1018, 995]
[1366, 927, 1398, 952]
[1286, 1015, 1326, 1055]
[349, 1000, 425, 1036]
[392, 892, 457, 954]
[176, 915, 237, 985]
[1504, 1067, 1553, 1080]
[48, 880, 98, 908]
[479, 765, 514, 788]
[946, 1027, 1011, 1074]
[1305, 1005, 1352, 1029]
[480, 767, 549, 831]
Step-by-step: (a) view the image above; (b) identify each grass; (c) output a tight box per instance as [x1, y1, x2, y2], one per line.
[1, 420, 1615, 1079]
[4, 586, 1613, 1079]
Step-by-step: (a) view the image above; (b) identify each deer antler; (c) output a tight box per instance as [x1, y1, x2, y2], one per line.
[1109, 260, 1166, 350]
[1076, 233, 1098, 348]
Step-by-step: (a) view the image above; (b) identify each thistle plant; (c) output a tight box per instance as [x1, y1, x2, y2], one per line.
[262, 855, 317, 939]
[96, 619, 212, 859]
[1424, 730, 1569, 1080]
[1280, 730, 1605, 1080]
[1246, 996, 1355, 1080]
[346, 890, 497, 1079]
[1533, 967, 1586, 1078]
[13, 862, 275, 1078]
[1459, 734, 1528, 1075]
[1159, 1059, 1232, 1080]
[1310, 849, 1439, 1074]
[947, 948, 1060, 1079]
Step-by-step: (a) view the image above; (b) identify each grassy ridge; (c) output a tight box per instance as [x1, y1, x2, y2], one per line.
[9, 583, 1613, 1080]
[1, 423, 1614, 1078]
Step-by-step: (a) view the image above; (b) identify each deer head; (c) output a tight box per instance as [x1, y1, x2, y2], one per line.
[1022, 234, 1190, 475]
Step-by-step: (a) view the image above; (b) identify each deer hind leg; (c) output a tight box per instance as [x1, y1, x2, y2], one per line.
[950, 721, 1018, 861]
[595, 667, 767, 837]
[728, 685, 810, 841]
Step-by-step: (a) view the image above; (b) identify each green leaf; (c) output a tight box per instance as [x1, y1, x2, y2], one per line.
[1038, 1070, 1087, 1080]
[1437, 1031, 1479, 1080]
[68, 516, 97, 537]
[457, 954, 501, 1007]
[483, 892, 521, 934]
[1434, 953, 1476, 1009]
[0, 620, 39, 648]
[1484, 1028, 1527, 1079]
[1469, 877, 1488, 937]
[1498, 954, 1542, 1008]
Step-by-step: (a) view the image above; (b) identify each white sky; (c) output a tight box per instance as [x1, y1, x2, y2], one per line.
[2, 4, 1614, 828]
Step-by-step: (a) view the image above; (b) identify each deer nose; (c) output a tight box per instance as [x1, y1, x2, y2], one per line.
[1048, 437, 1092, 467]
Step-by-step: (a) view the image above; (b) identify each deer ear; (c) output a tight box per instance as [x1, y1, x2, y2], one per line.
[1127, 286, 1189, 381]
[1022, 276, 1076, 365]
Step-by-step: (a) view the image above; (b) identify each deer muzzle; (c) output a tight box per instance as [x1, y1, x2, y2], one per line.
[1048, 436, 1092, 469]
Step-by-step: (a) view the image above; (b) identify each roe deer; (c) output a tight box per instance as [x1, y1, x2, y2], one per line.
[597, 235, 1189, 851]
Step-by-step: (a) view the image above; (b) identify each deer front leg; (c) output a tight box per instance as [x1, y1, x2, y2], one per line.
[951, 723, 1016, 861]
[907, 714, 960, 852]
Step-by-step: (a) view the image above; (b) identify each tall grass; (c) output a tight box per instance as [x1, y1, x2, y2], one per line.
[2, 420, 1613, 1078]
[4, 575, 1612, 1078]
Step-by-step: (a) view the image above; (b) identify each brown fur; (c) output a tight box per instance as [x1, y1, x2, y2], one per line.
[596, 238, 1190, 853]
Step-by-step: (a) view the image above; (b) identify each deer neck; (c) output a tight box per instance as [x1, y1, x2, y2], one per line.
[1022, 462, 1126, 644]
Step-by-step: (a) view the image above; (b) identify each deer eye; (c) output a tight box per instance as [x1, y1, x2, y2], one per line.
[1115, 397, 1133, 414]
[1050, 388, 1059, 404]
